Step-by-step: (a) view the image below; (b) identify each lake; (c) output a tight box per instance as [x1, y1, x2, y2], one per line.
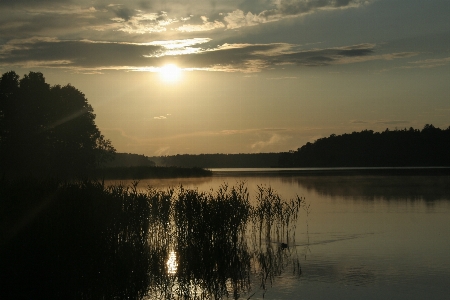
[106, 169, 450, 299]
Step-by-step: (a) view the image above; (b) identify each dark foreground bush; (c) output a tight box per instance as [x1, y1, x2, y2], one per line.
[0, 179, 151, 299]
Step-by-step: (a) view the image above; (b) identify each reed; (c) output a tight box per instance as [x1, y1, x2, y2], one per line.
[249, 185, 305, 295]
[168, 183, 252, 299]
[1, 179, 305, 299]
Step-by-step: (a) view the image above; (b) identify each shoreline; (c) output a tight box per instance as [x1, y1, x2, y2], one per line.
[210, 167, 450, 176]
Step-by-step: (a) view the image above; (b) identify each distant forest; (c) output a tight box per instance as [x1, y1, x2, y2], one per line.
[102, 153, 155, 168]
[279, 124, 450, 167]
[148, 153, 281, 168]
[115, 125, 449, 168]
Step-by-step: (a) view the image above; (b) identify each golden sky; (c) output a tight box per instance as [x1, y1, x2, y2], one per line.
[1, 0, 449, 155]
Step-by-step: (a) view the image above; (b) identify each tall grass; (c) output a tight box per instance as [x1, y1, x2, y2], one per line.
[249, 185, 305, 296]
[0, 179, 305, 299]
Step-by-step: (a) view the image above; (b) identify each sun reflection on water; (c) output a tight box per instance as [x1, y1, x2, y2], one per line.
[167, 250, 178, 275]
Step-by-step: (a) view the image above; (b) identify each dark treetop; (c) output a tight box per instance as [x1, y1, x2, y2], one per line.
[0, 71, 115, 179]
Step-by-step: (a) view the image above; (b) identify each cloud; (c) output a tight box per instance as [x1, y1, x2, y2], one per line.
[0, 38, 163, 70]
[177, 43, 415, 72]
[0, 1, 222, 38]
[409, 57, 450, 69]
[145, 38, 211, 57]
[375, 120, 409, 125]
[176, 16, 225, 32]
[224, 10, 268, 29]
[350, 120, 369, 124]
[113, 11, 180, 34]
[0, 3, 105, 40]
[0, 0, 373, 42]
[0, 37, 417, 73]
[0, 0, 74, 8]
[226, 0, 369, 29]
[113, 6, 134, 21]
[102, 127, 144, 149]
[267, 76, 299, 80]
[216, 128, 288, 137]
[251, 133, 290, 149]
[102, 127, 176, 154]
[154, 146, 170, 156]
[220, 130, 240, 135]
[149, 38, 211, 49]
[274, 0, 364, 16]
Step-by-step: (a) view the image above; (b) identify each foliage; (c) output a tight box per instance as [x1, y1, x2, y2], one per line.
[0, 71, 115, 179]
[279, 125, 450, 167]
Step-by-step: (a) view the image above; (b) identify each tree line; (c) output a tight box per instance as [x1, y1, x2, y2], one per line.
[102, 152, 155, 168]
[278, 125, 450, 167]
[148, 153, 281, 168]
[0, 71, 115, 179]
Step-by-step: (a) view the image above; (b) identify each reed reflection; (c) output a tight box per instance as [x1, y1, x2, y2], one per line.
[143, 182, 304, 299]
[167, 251, 178, 275]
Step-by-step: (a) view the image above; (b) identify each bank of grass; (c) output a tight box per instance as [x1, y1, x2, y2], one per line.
[96, 166, 212, 179]
[0, 178, 303, 299]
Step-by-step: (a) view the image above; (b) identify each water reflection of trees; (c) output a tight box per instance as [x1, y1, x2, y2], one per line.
[282, 176, 450, 202]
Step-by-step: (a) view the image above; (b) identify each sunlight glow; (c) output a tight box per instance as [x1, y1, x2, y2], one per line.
[167, 250, 178, 274]
[159, 64, 182, 82]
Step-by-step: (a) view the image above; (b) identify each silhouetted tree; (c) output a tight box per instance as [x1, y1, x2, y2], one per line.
[0, 71, 115, 178]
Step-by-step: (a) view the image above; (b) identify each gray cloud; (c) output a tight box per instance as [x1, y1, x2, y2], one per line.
[0, 0, 74, 8]
[0, 5, 107, 41]
[179, 43, 392, 71]
[0, 38, 162, 70]
[409, 57, 450, 69]
[165, 43, 376, 71]
[0, 0, 372, 41]
[271, 44, 375, 67]
[275, 0, 362, 15]
[243, 0, 366, 26]
[0, 38, 417, 73]
[238, 0, 274, 13]
[113, 6, 135, 21]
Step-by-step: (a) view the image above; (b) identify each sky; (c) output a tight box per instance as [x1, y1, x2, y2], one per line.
[1, 0, 449, 156]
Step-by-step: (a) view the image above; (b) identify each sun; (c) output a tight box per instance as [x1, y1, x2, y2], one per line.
[159, 64, 182, 82]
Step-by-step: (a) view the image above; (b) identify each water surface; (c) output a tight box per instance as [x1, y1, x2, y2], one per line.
[106, 170, 450, 299]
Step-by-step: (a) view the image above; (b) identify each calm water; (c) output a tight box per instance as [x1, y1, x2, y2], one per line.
[107, 170, 450, 299]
